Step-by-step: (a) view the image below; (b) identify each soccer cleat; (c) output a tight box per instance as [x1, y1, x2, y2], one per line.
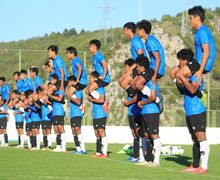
[53, 146, 62, 152]
[103, 101, 109, 113]
[41, 147, 47, 151]
[99, 154, 108, 158]
[91, 154, 102, 158]
[128, 157, 140, 162]
[145, 162, 160, 167]
[182, 165, 198, 172]
[194, 167, 208, 174]
[79, 104, 86, 115]
[16, 145, 24, 149]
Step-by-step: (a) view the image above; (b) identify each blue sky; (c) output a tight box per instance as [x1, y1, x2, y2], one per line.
[0, 0, 219, 42]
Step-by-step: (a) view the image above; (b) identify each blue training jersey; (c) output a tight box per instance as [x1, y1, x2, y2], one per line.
[24, 108, 32, 123]
[71, 57, 87, 85]
[92, 51, 111, 83]
[141, 80, 160, 115]
[30, 105, 41, 122]
[194, 24, 216, 72]
[146, 35, 166, 76]
[130, 34, 147, 60]
[14, 108, 24, 123]
[16, 79, 23, 92]
[92, 87, 107, 120]
[53, 55, 69, 81]
[0, 83, 10, 101]
[127, 96, 142, 116]
[20, 78, 34, 92]
[0, 105, 8, 119]
[70, 90, 83, 118]
[183, 76, 206, 117]
[41, 104, 52, 121]
[32, 76, 44, 91]
[52, 90, 65, 117]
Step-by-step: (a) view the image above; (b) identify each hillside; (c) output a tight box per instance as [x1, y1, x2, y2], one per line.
[0, 8, 220, 127]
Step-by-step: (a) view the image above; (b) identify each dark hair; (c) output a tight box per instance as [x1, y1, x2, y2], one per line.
[66, 47, 78, 56]
[67, 75, 77, 82]
[0, 77, 6, 81]
[47, 45, 59, 54]
[177, 48, 194, 62]
[90, 71, 99, 79]
[25, 90, 34, 98]
[50, 74, 59, 81]
[13, 71, 20, 76]
[89, 39, 101, 49]
[30, 67, 39, 75]
[12, 90, 19, 95]
[188, 6, 205, 22]
[44, 61, 51, 67]
[124, 58, 135, 67]
[20, 69, 27, 75]
[136, 56, 150, 70]
[136, 20, 152, 34]
[36, 86, 44, 93]
[123, 22, 136, 33]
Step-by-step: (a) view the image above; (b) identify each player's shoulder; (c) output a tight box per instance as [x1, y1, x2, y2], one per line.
[97, 87, 105, 94]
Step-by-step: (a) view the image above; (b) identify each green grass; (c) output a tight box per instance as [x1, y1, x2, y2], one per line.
[0, 144, 220, 180]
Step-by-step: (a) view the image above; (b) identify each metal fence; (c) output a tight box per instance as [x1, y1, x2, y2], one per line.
[0, 49, 219, 127]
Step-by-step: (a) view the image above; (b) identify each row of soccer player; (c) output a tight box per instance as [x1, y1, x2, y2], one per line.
[118, 6, 215, 173]
[0, 39, 111, 158]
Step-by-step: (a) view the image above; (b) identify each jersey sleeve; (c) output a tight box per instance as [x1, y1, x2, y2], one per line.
[191, 76, 199, 83]
[149, 83, 157, 91]
[134, 39, 144, 52]
[97, 53, 105, 63]
[199, 30, 209, 45]
[56, 59, 63, 70]
[148, 40, 159, 53]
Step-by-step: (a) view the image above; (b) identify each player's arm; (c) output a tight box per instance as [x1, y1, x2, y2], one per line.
[199, 44, 209, 74]
[0, 111, 8, 114]
[70, 97, 81, 106]
[152, 51, 160, 83]
[60, 68, 65, 90]
[87, 94, 105, 104]
[47, 93, 63, 102]
[76, 64, 82, 83]
[137, 48, 143, 55]
[122, 95, 137, 107]
[99, 61, 108, 80]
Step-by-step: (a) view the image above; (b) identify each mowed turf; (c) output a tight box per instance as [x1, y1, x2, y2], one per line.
[0, 143, 220, 180]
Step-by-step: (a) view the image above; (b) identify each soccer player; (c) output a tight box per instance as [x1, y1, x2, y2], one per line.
[86, 39, 111, 102]
[170, 6, 216, 85]
[136, 57, 162, 167]
[136, 19, 165, 83]
[174, 48, 209, 173]
[87, 71, 108, 158]
[66, 46, 87, 96]
[0, 94, 9, 147]
[119, 22, 148, 93]
[11, 90, 25, 148]
[19, 69, 34, 92]
[47, 74, 66, 152]
[67, 75, 86, 154]
[0, 77, 11, 103]
[29, 66, 44, 91]
[44, 60, 55, 83]
[13, 71, 22, 92]
[47, 45, 69, 91]
[121, 59, 144, 162]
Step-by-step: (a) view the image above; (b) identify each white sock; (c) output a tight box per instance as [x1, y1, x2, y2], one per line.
[20, 134, 25, 147]
[27, 136, 31, 148]
[36, 134, 41, 149]
[61, 133, 66, 151]
[141, 86, 160, 103]
[139, 138, 145, 161]
[200, 140, 210, 169]
[78, 134, 86, 152]
[101, 136, 108, 156]
[0, 134, 4, 145]
[56, 145, 61, 149]
[47, 134, 53, 147]
[90, 90, 100, 99]
[153, 138, 161, 164]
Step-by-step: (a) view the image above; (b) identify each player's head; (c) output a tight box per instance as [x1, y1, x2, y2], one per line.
[47, 45, 58, 59]
[20, 69, 27, 80]
[177, 48, 194, 68]
[67, 75, 77, 86]
[90, 71, 99, 83]
[124, 58, 135, 71]
[44, 61, 53, 73]
[50, 74, 58, 84]
[0, 76, 6, 86]
[136, 20, 152, 38]
[188, 6, 205, 28]
[66, 46, 78, 60]
[89, 39, 101, 54]
[135, 56, 150, 74]
[29, 66, 39, 78]
[123, 22, 136, 38]
[13, 71, 20, 81]
[11, 90, 19, 99]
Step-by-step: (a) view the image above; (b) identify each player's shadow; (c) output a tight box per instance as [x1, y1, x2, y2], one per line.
[164, 155, 191, 166]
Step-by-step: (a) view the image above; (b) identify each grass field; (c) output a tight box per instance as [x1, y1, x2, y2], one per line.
[0, 143, 219, 180]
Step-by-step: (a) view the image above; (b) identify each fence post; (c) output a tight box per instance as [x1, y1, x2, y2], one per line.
[19, 49, 21, 71]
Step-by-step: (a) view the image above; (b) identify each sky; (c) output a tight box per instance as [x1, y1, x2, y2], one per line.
[0, 0, 219, 42]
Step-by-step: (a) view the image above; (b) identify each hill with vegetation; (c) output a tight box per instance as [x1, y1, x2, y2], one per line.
[0, 7, 219, 126]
